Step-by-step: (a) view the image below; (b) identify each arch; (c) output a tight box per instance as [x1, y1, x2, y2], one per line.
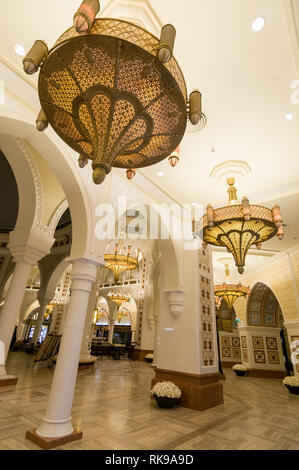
[118, 297, 137, 328]
[0, 110, 94, 258]
[48, 199, 69, 235]
[247, 282, 284, 327]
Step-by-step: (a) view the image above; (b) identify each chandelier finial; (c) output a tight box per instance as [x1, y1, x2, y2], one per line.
[227, 178, 240, 205]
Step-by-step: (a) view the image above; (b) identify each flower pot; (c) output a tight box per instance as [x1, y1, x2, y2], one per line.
[234, 370, 247, 377]
[154, 395, 178, 409]
[146, 358, 153, 363]
[285, 385, 299, 395]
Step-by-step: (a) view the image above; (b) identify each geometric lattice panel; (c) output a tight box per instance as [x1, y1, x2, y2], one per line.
[221, 336, 230, 347]
[222, 347, 232, 358]
[268, 351, 280, 365]
[241, 336, 247, 349]
[242, 349, 249, 362]
[200, 274, 215, 367]
[252, 336, 264, 350]
[266, 337, 278, 351]
[254, 350, 266, 364]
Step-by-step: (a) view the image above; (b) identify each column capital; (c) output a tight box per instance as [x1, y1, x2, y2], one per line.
[70, 258, 99, 292]
[8, 227, 55, 265]
[8, 243, 49, 265]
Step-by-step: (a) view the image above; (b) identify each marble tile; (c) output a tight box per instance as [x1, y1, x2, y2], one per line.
[1, 354, 299, 450]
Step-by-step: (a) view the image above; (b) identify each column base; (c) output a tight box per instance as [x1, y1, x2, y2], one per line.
[152, 368, 223, 411]
[0, 375, 18, 387]
[134, 349, 153, 361]
[25, 428, 82, 449]
[248, 369, 287, 379]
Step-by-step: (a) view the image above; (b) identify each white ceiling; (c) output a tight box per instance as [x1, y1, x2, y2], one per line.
[0, 0, 298, 272]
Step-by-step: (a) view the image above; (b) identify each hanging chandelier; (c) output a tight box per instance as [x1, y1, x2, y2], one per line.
[214, 264, 250, 310]
[23, 0, 205, 185]
[104, 241, 142, 282]
[200, 178, 284, 273]
[107, 290, 131, 307]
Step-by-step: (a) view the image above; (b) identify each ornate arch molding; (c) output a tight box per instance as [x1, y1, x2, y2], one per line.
[15, 138, 51, 236]
[247, 282, 282, 327]
[48, 199, 69, 236]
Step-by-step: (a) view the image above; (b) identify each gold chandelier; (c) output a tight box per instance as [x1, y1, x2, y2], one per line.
[23, 0, 205, 185]
[104, 241, 142, 282]
[107, 290, 131, 307]
[214, 264, 250, 310]
[201, 178, 284, 274]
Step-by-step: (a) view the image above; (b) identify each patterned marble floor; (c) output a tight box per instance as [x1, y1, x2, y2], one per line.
[0, 352, 299, 450]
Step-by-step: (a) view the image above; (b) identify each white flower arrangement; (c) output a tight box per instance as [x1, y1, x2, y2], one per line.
[145, 353, 154, 359]
[283, 376, 299, 387]
[232, 364, 248, 371]
[151, 381, 182, 399]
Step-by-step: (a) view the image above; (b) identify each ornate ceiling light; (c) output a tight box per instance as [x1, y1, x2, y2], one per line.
[201, 178, 284, 273]
[214, 264, 250, 310]
[107, 290, 131, 307]
[23, 0, 204, 184]
[104, 241, 142, 282]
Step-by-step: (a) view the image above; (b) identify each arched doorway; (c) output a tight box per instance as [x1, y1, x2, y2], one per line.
[247, 282, 292, 375]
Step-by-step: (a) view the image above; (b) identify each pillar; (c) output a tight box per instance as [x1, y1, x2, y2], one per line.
[108, 319, 115, 343]
[152, 246, 223, 411]
[32, 290, 53, 344]
[0, 244, 49, 386]
[79, 269, 100, 360]
[26, 258, 98, 448]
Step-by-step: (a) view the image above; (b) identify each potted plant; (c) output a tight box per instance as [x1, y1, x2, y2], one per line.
[283, 376, 299, 395]
[151, 381, 182, 408]
[145, 353, 154, 363]
[232, 364, 248, 377]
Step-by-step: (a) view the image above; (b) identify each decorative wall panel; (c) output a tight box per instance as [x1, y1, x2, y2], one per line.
[252, 336, 264, 350]
[232, 337, 240, 348]
[254, 350, 266, 364]
[268, 351, 280, 365]
[199, 248, 215, 367]
[266, 337, 278, 351]
[221, 336, 230, 347]
[241, 336, 247, 349]
[242, 349, 249, 362]
[222, 347, 231, 358]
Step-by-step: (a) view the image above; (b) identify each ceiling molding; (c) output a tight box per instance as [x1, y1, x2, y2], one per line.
[283, 0, 299, 76]
[210, 160, 251, 182]
[100, 0, 162, 36]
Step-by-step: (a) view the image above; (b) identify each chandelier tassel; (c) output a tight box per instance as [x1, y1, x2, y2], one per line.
[277, 225, 284, 240]
[23, 40, 48, 75]
[157, 24, 176, 63]
[78, 154, 89, 168]
[242, 197, 251, 221]
[74, 0, 100, 34]
[189, 90, 202, 125]
[36, 109, 48, 132]
[272, 205, 283, 228]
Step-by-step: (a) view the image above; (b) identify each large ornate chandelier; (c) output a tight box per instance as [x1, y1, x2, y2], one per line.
[201, 178, 284, 273]
[107, 290, 131, 307]
[23, 0, 205, 184]
[104, 241, 142, 282]
[214, 264, 250, 310]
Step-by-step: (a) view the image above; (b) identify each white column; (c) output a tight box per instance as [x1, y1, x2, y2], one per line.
[32, 291, 53, 344]
[35, 258, 98, 439]
[0, 260, 31, 367]
[108, 319, 115, 344]
[80, 272, 100, 360]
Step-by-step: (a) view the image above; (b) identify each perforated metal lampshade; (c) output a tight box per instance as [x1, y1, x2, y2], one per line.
[37, 18, 188, 184]
[201, 179, 283, 274]
[214, 264, 250, 310]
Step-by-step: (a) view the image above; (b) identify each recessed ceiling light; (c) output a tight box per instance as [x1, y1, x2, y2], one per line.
[157, 171, 164, 177]
[14, 44, 25, 56]
[251, 17, 265, 32]
[284, 114, 293, 121]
